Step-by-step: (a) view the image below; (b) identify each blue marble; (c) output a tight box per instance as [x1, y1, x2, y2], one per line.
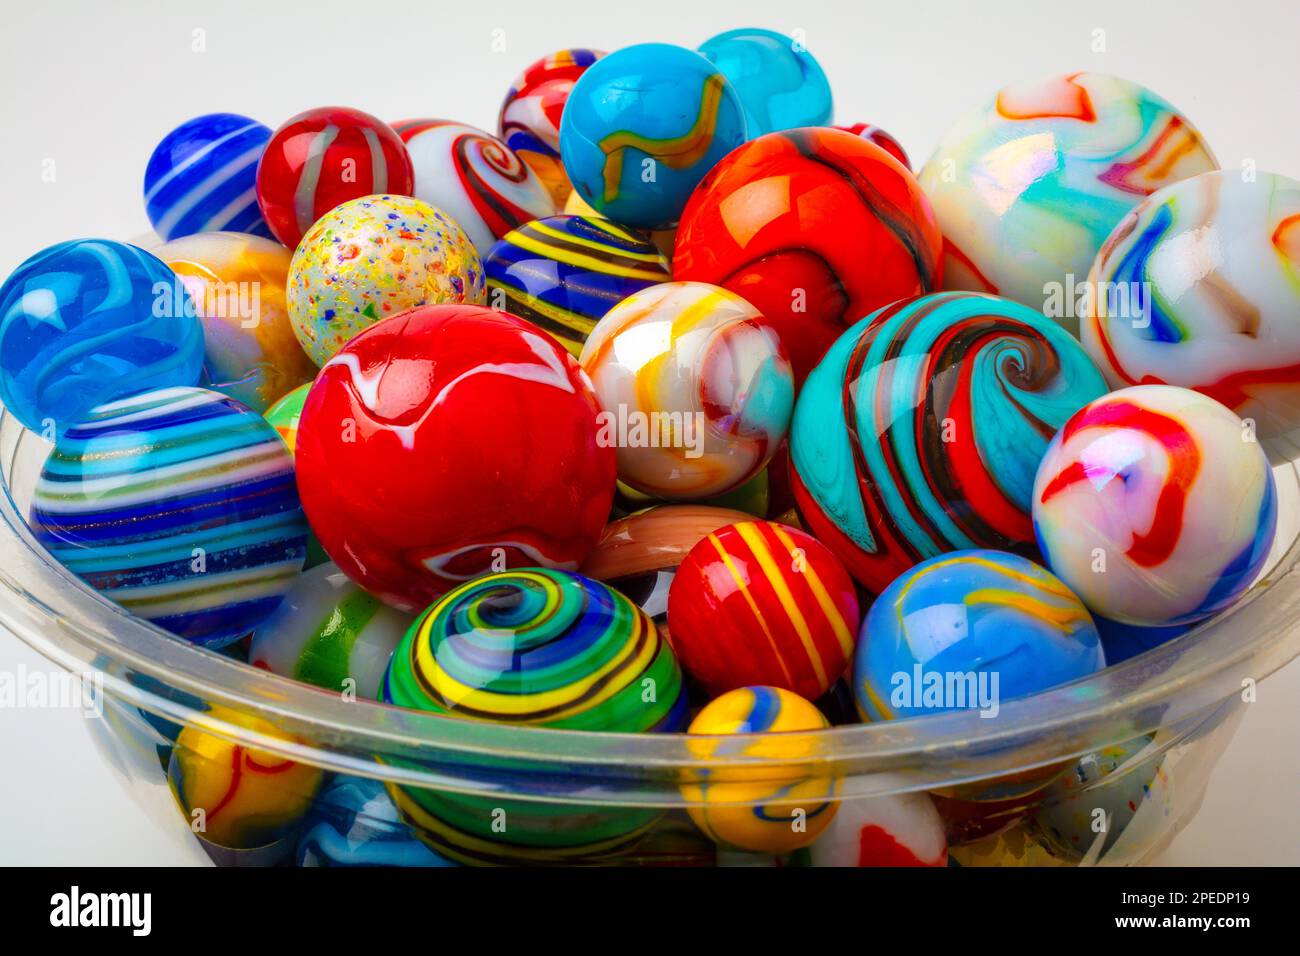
[559, 43, 748, 230]
[30, 386, 308, 647]
[698, 28, 833, 135]
[143, 113, 273, 240]
[0, 239, 205, 435]
[853, 549, 1105, 721]
[297, 776, 458, 867]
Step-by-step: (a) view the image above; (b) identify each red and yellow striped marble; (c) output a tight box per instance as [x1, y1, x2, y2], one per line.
[666, 520, 860, 699]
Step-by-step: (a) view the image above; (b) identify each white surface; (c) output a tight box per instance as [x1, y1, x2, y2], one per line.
[1, 0, 1298, 865]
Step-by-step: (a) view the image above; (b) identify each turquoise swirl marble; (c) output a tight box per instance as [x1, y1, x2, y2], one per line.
[790, 291, 1108, 594]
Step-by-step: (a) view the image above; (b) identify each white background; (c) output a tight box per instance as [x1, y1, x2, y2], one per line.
[0, 0, 1297, 864]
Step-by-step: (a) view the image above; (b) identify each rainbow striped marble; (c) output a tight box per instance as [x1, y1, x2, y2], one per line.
[484, 214, 670, 357]
[393, 119, 555, 255]
[790, 291, 1109, 595]
[0, 239, 205, 436]
[560, 43, 749, 229]
[1032, 385, 1277, 627]
[853, 550, 1104, 722]
[144, 113, 273, 241]
[918, 72, 1218, 330]
[580, 281, 794, 500]
[667, 520, 861, 700]
[1083, 170, 1300, 452]
[156, 230, 316, 414]
[497, 49, 605, 206]
[681, 686, 840, 854]
[382, 568, 684, 864]
[286, 194, 484, 365]
[30, 386, 309, 647]
[250, 563, 413, 700]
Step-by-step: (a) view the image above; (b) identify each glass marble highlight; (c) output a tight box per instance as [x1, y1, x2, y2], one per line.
[30, 387, 309, 647]
[675, 127, 943, 383]
[918, 72, 1219, 330]
[249, 562, 413, 699]
[255, 107, 414, 248]
[853, 550, 1105, 722]
[0, 238, 205, 436]
[497, 48, 606, 206]
[295, 304, 615, 611]
[1083, 170, 1300, 451]
[681, 686, 840, 854]
[144, 112, 273, 240]
[560, 43, 749, 230]
[156, 230, 316, 414]
[790, 292, 1109, 595]
[392, 119, 556, 256]
[1032, 385, 1276, 627]
[698, 28, 832, 135]
[667, 520, 860, 700]
[835, 122, 911, 169]
[286, 194, 484, 365]
[580, 281, 794, 500]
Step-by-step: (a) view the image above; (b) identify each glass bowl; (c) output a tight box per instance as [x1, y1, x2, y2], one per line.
[3, 400, 1299, 867]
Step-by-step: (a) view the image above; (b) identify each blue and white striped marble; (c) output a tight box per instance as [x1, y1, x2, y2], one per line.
[144, 113, 273, 241]
[30, 386, 308, 647]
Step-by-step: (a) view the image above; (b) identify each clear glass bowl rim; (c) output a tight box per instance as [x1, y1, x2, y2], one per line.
[4, 405, 1300, 800]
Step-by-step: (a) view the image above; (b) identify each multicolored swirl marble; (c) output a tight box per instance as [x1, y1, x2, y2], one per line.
[144, 112, 273, 240]
[393, 119, 555, 255]
[697, 28, 833, 135]
[681, 686, 840, 854]
[581, 281, 795, 500]
[30, 387, 309, 647]
[484, 214, 669, 357]
[1032, 385, 1277, 626]
[497, 49, 605, 206]
[264, 382, 310, 454]
[156, 230, 316, 414]
[286, 194, 484, 365]
[382, 568, 685, 864]
[0, 239, 205, 435]
[853, 550, 1104, 722]
[560, 42, 749, 229]
[674, 127, 943, 383]
[255, 107, 414, 248]
[1083, 170, 1300, 451]
[790, 291, 1109, 595]
[667, 520, 860, 700]
[918, 72, 1219, 329]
